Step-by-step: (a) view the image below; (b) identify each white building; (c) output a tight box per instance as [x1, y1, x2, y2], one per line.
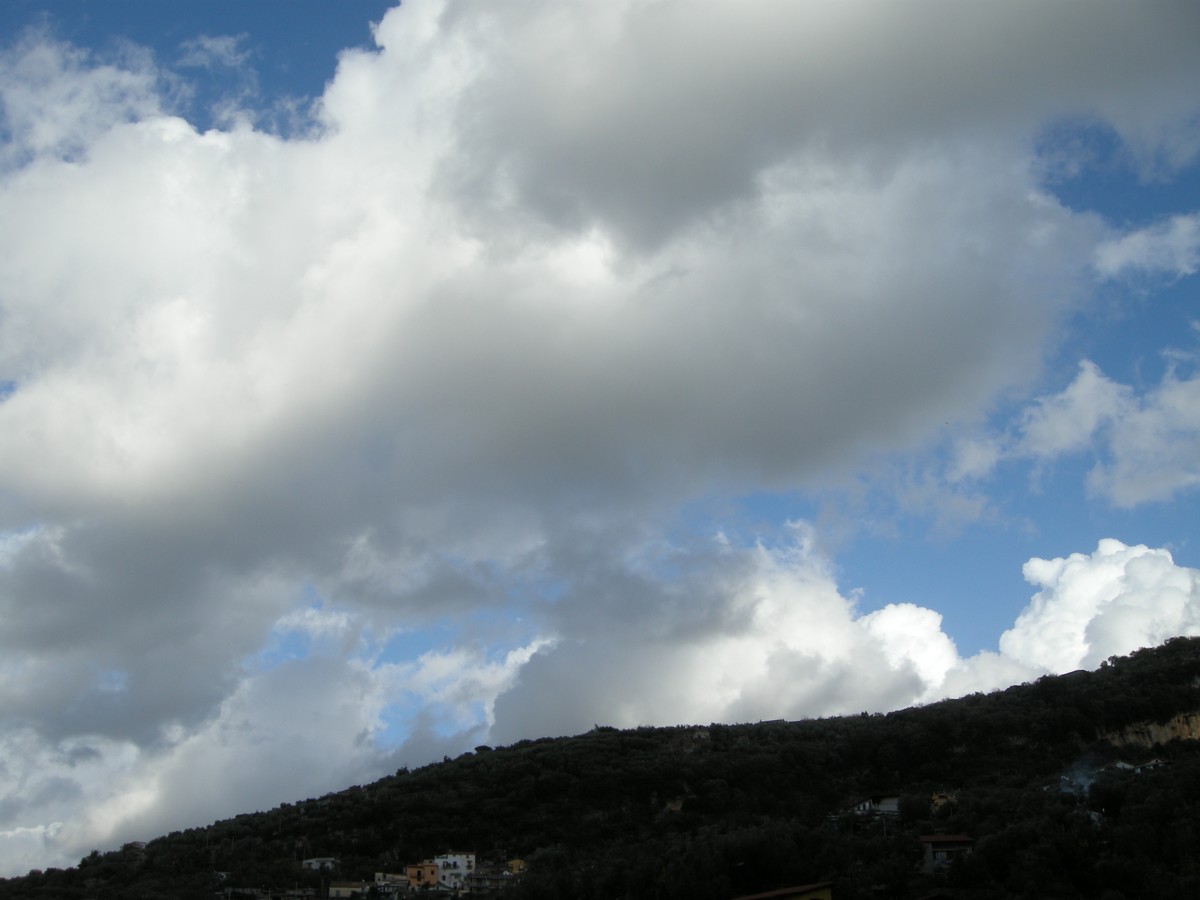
[433, 851, 475, 892]
[301, 857, 339, 872]
[852, 795, 900, 817]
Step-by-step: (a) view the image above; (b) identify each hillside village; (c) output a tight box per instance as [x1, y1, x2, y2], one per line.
[211, 792, 985, 898]
[286, 851, 526, 898]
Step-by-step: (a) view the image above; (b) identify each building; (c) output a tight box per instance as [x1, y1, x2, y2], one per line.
[328, 883, 368, 899]
[1113, 758, 1165, 775]
[466, 865, 517, 893]
[406, 861, 439, 890]
[433, 851, 476, 892]
[301, 857, 339, 872]
[930, 791, 956, 812]
[852, 795, 900, 817]
[920, 834, 974, 873]
[462, 857, 527, 893]
[374, 872, 407, 895]
[732, 882, 833, 900]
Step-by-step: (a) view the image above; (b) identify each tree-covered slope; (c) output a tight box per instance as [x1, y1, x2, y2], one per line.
[4, 637, 1200, 900]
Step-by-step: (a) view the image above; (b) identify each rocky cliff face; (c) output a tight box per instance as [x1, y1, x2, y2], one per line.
[1105, 711, 1200, 748]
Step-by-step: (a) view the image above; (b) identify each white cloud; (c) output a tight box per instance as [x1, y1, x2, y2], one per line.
[0, 632, 544, 871]
[1001, 539, 1200, 671]
[440, 0, 1200, 248]
[490, 528, 930, 742]
[177, 35, 251, 72]
[0, 33, 163, 166]
[489, 533, 1200, 743]
[861, 603, 960, 690]
[1096, 213, 1200, 279]
[1017, 359, 1132, 458]
[1004, 357, 1200, 507]
[0, 823, 63, 878]
[1090, 366, 1200, 506]
[947, 436, 1003, 482]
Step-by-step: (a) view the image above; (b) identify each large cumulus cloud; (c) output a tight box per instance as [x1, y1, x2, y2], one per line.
[1, 0, 1199, 877]
[492, 535, 1200, 746]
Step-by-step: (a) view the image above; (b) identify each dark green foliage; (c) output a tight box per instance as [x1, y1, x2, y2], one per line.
[3, 637, 1200, 899]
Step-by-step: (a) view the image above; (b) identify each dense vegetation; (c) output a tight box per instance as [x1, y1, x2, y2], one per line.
[4, 637, 1200, 899]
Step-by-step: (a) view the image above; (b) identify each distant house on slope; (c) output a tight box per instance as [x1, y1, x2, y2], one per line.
[374, 871, 407, 895]
[1113, 758, 1166, 775]
[919, 834, 974, 873]
[466, 863, 521, 893]
[301, 857, 339, 872]
[852, 795, 900, 817]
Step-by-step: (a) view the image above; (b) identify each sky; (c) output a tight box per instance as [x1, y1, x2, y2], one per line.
[1, 0, 1199, 878]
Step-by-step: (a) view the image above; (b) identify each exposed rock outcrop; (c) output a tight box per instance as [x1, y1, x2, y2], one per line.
[1105, 711, 1200, 748]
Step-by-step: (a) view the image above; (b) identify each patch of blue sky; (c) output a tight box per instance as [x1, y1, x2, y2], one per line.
[1037, 119, 1200, 226]
[374, 606, 540, 668]
[0, 0, 395, 134]
[833, 523, 1031, 656]
[711, 344, 1199, 658]
[459, 603, 541, 643]
[376, 619, 460, 667]
[1036, 125, 1199, 374]
[1020, 467, 1199, 566]
[719, 489, 800, 537]
[825, 404, 1199, 656]
[668, 489, 816, 556]
[246, 586, 348, 672]
[1031, 141, 1199, 383]
[374, 697, 492, 749]
[374, 701, 420, 748]
[248, 627, 315, 675]
[0, 381, 15, 402]
[1060, 290, 1198, 393]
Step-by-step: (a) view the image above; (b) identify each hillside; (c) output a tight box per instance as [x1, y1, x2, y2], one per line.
[4, 637, 1200, 899]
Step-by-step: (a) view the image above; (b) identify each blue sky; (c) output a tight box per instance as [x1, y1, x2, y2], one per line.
[1, 0, 1199, 877]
